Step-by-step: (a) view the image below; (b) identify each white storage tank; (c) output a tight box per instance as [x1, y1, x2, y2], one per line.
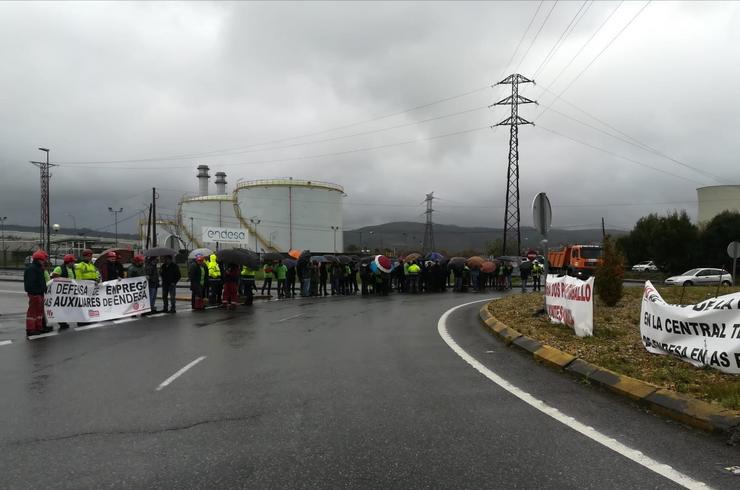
[697, 185, 740, 224]
[235, 178, 344, 253]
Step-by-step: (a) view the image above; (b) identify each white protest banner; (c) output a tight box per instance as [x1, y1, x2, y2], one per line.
[545, 274, 594, 337]
[44, 277, 150, 323]
[640, 281, 740, 374]
[202, 226, 249, 245]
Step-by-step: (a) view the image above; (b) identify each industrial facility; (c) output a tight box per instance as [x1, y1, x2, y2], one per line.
[696, 185, 740, 224]
[146, 166, 345, 253]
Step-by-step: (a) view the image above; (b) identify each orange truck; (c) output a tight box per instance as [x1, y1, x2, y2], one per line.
[547, 245, 604, 278]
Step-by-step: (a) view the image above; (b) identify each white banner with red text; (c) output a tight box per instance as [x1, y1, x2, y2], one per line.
[640, 281, 740, 374]
[545, 274, 594, 337]
[44, 277, 151, 323]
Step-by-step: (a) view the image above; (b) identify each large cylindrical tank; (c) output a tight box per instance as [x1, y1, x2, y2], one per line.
[235, 178, 344, 253]
[180, 195, 242, 249]
[697, 185, 740, 224]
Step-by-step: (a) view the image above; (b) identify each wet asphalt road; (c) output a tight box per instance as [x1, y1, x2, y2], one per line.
[1, 286, 738, 488]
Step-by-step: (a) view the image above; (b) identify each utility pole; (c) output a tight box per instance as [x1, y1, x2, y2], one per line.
[601, 217, 606, 240]
[250, 217, 261, 252]
[331, 226, 339, 253]
[422, 192, 436, 254]
[1, 216, 6, 267]
[108, 207, 123, 247]
[190, 217, 194, 250]
[492, 74, 536, 256]
[152, 188, 158, 247]
[30, 147, 56, 252]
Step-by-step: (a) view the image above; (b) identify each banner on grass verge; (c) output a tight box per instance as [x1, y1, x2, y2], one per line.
[545, 274, 594, 337]
[44, 277, 150, 323]
[640, 281, 740, 374]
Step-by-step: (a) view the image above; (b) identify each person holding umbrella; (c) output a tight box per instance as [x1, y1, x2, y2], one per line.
[189, 255, 208, 310]
[145, 257, 160, 313]
[240, 264, 256, 305]
[222, 263, 240, 309]
[160, 255, 181, 313]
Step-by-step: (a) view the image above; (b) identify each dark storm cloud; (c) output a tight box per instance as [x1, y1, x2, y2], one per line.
[0, 1, 738, 234]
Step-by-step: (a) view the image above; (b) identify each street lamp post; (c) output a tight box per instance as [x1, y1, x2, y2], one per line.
[330, 226, 339, 253]
[0, 216, 6, 267]
[250, 217, 261, 253]
[189, 217, 194, 250]
[368, 231, 374, 253]
[108, 207, 123, 247]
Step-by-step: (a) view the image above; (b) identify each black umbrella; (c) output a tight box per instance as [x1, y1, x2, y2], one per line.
[310, 255, 328, 263]
[282, 258, 297, 268]
[323, 254, 340, 263]
[262, 252, 283, 262]
[448, 257, 467, 270]
[338, 255, 352, 265]
[144, 247, 176, 257]
[217, 249, 260, 268]
[519, 260, 533, 273]
[359, 255, 375, 265]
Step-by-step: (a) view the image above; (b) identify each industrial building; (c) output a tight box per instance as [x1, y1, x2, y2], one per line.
[145, 166, 345, 253]
[697, 185, 740, 224]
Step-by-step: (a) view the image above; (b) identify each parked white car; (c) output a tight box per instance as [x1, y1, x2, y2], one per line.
[631, 260, 659, 272]
[664, 268, 734, 286]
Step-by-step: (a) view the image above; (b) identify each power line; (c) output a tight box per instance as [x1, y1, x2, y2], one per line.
[498, 0, 545, 78]
[536, 124, 704, 184]
[532, 0, 592, 79]
[515, 1, 560, 74]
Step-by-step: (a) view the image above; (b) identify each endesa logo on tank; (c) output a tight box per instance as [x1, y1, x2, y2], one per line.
[201, 227, 249, 244]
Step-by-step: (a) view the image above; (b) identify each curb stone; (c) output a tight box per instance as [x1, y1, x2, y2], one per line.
[478, 303, 740, 436]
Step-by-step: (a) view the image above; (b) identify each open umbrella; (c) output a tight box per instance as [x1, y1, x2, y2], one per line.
[374, 255, 393, 273]
[282, 258, 297, 268]
[217, 249, 260, 268]
[338, 255, 352, 265]
[262, 252, 283, 262]
[359, 255, 375, 265]
[519, 260, 533, 273]
[404, 252, 422, 262]
[144, 247, 176, 258]
[323, 254, 340, 264]
[288, 249, 302, 260]
[448, 257, 467, 270]
[426, 252, 445, 262]
[466, 256, 485, 269]
[481, 261, 496, 274]
[95, 248, 134, 266]
[310, 255, 327, 263]
[188, 248, 213, 260]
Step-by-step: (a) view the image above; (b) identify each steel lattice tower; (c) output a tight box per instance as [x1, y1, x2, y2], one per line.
[30, 149, 55, 252]
[422, 192, 435, 253]
[493, 74, 535, 256]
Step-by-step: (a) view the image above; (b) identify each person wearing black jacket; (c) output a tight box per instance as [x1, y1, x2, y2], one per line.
[160, 255, 181, 313]
[24, 250, 50, 336]
[188, 256, 208, 310]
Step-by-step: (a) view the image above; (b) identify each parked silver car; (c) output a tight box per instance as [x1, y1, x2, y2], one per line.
[664, 268, 733, 286]
[631, 260, 658, 272]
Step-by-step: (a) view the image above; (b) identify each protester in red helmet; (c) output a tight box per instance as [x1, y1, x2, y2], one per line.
[51, 254, 78, 330]
[99, 251, 124, 281]
[76, 249, 100, 282]
[24, 250, 51, 336]
[127, 254, 145, 278]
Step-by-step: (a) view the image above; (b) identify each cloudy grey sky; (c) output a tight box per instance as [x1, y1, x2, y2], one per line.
[1, 1, 738, 234]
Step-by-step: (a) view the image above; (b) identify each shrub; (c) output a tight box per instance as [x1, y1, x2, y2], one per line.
[596, 235, 624, 306]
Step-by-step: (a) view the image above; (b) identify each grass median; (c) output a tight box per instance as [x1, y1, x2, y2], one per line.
[488, 285, 740, 410]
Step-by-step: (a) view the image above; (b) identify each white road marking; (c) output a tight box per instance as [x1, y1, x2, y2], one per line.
[112, 318, 136, 324]
[276, 313, 304, 323]
[28, 331, 59, 340]
[155, 356, 207, 391]
[149, 313, 166, 318]
[0, 290, 26, 294]
[437, 299, 710, 490]
[75, 322, 112, 331]
[0, 340, 12, 347]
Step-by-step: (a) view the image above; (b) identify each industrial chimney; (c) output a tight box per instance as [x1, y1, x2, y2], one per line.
[196, 165, 210, 196]
[215, 171, 227, 195]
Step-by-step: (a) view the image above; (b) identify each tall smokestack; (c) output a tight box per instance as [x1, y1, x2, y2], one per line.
[215, 171, 227, 195]
[197, 165, 210, 196]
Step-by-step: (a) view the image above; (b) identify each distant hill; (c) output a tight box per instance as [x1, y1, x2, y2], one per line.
[344, 221, 626, 255]
[3, 224, 138, 240]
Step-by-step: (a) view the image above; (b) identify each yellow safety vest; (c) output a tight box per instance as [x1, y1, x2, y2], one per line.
[241, 266, 255, 278]
[76, 261, 99, 281]
[208, 258, 221, 278]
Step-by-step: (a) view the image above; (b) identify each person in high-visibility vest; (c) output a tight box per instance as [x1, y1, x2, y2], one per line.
[75, 249, 100, 282]
[240, 264, 256, 305]
[275, 261, 288, 299]
[207, 254, 222, 305]
[51, 254, 77, 330]
[261, 262, 274, 296]
[407, 261, 421, 294]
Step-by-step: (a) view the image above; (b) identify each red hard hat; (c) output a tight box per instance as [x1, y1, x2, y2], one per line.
[63, 254, 76, 263]
[195, 255, 204, 263]
[133, 254, 144, 263]
[82, 249, 93, 256]
[32, 250, 48, 261]
[107, 251, 117, 258]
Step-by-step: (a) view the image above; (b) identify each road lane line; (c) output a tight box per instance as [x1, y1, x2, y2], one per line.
[0, 340, 12, 347]
[438, 299, 710, 490]
[155, 356, 207, 391]
[28, 331, 59, 340]
[0, 290, 26, 294]
[112, 318, 136, 324]
[276, 313, 304, 323]
[74, 321, 112, 331]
